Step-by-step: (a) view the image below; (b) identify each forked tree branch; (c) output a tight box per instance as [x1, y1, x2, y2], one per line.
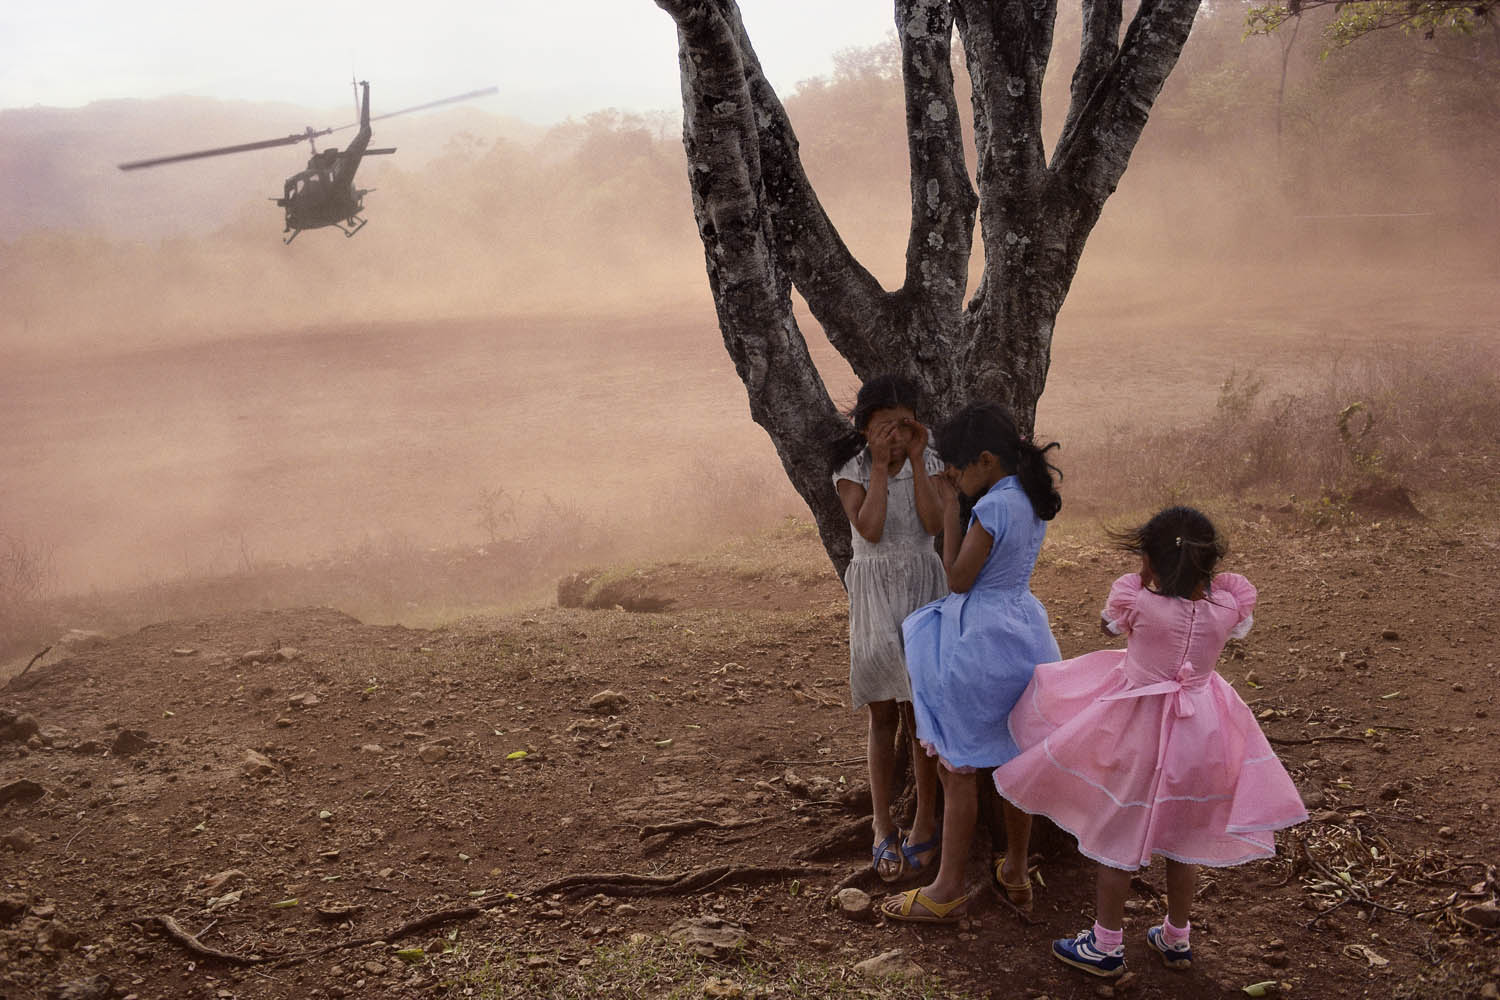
[1057, 0, 1125, 152]
[896, 0, 978, 318]
[1050, 0, 1202, 225]
[657, 0, 856, 570]
[706, 0, 896, 365]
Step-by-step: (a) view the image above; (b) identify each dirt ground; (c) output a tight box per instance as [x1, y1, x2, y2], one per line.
[4, 483, 1499, 1000]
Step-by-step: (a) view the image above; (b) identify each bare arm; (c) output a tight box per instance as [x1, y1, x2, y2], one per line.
[837, 474, 888, 544]
[905, 420, 943, 537]
[939, 475, 992, 593]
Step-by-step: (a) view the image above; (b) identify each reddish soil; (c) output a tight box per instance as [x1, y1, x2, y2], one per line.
[3, 493, 1499, 1000]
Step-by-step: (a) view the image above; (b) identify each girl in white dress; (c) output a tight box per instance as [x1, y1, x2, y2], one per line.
[830, 375, 949, 881]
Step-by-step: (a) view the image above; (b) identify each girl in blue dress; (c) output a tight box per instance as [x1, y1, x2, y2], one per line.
[881, 402, 1062, 923]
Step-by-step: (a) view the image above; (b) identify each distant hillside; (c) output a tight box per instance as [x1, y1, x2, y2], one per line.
[0, 96, 544, 240]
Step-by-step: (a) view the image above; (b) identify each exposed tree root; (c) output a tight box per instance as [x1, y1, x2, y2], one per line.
[144, 862, 829, 965]
[528, 863, 830, 901]
[142, 906, 489, 968]
[639, 817, 766, 855]
[793, 816, 868, 861]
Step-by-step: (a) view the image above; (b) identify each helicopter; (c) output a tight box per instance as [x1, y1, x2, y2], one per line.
[118, 81, 497, 244]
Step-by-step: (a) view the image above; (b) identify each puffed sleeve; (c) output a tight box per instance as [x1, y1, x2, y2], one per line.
[969, 486, 1009, 542]
[832, 449, 868, 488]
[1101, 573, 1145, 636]
[922, 445, 945, 479]
[1214, 573, 1258, 639]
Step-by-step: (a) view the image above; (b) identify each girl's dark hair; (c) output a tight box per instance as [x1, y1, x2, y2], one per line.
[1108, 506, 1227, 599]
[934, 402, 1062, 521]
[828, 374, 927, 471]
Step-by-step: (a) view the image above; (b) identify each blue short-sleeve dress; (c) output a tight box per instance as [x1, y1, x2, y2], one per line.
[901, 476, 1060, 770]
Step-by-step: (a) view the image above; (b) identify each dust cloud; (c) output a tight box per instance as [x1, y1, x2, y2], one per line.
[1, 8, 1496, 658]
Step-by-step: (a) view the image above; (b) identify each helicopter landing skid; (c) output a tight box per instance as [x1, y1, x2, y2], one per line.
[337, 217, 368, 239]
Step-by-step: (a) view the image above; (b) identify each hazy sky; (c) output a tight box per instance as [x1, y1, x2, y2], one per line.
[0, 1, 894, 122]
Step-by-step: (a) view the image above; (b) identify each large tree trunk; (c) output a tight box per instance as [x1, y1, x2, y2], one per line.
[655, 0, 1200, 577]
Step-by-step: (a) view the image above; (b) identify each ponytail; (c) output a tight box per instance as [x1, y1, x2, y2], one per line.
[1108, 506, 1226, 599]
[1014, 439, 1063, 522]
[935, 402, 1063, 522]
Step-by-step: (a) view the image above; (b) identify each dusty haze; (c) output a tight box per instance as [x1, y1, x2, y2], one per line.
[1, 8, 1496, 649]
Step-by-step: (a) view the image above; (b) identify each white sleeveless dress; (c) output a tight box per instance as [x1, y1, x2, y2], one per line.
[833, 447, 948, 709]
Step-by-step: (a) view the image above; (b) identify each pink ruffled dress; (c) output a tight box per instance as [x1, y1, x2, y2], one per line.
[991, 572, 1307, 870]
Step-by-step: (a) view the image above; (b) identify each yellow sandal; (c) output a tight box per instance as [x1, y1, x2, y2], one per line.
[993, 858, 1035, 911]
[880, 887, 970, 924]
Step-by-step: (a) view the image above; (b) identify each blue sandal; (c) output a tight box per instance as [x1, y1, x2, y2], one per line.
[872, 832, 904, 882]
[900, 831, 941, 874]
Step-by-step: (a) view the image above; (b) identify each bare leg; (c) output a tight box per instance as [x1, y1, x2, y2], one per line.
[1164, 859, 1197, 928]
[998, 798, 1033, 886]
[867, 701, 901, 877]
[902, 702, 940, 864]
[921, 768, 976, 904]
[1096, 864, 1132, 932]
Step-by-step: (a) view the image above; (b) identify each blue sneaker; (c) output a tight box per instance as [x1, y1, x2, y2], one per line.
[1052, 928, 1126, 978]
[1146, 924, 1193, 969]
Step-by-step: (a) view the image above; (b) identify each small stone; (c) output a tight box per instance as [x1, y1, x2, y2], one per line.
[666, 915, 748, 958]
[587, 690, 629, 715]
[418, 744, 449, 764]
[1439, 826, 1456, 839]
[0, 779, 46, 807]
[852, 948, 924, 982]
[0, 711, 41, 744]
[614, 903, 638, 916]
[1, 828, 42, 852]
[109, 777, 130, 788]
[289, 693, 320, 709]
[109, 730, 151, 756]
[171, 648, 198, 657]
[239, 649, 272, 664]
[359, 744, 385, 754]
[0, 893, 27, 924]
[1378, 782, 1401, 801]
[203, 870, 246, 894]
[41, 922, 80, 950]
[276, 647, 302, 661]
[48, 975, 112, 1000]
[241, 749, 278, 778]
[1381, 629, 1400, 641]
[1265, 951, 1289, 968]
[1299, 785, 1327, 810]
[275, 717, 294, 728]
[1462, 901, 1500, 927]
[833, 887, 873, 920]
[362, 961, 386, 976]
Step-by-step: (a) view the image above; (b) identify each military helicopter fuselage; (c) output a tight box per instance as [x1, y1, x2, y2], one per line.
[118, 81, 494, 244]
[272, 81, 387, 242]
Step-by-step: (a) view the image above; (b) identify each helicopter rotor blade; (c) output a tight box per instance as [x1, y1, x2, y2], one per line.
[328, 86, 499, 132]
[118, 128, 334, 170]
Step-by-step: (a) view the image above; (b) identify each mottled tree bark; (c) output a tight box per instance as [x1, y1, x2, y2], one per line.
[655, 0, 1201, 576]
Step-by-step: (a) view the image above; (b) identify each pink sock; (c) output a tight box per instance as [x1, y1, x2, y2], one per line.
[1163, 917, 1190, 946]
[1092, 921, 1123, 950]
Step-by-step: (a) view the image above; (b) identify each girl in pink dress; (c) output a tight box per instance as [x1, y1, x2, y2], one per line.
[991, 506, 1306, 979]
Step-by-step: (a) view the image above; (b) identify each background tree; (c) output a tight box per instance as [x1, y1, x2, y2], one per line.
[653, 0, 1203, 574]
[1247, 0, 1495, 50]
